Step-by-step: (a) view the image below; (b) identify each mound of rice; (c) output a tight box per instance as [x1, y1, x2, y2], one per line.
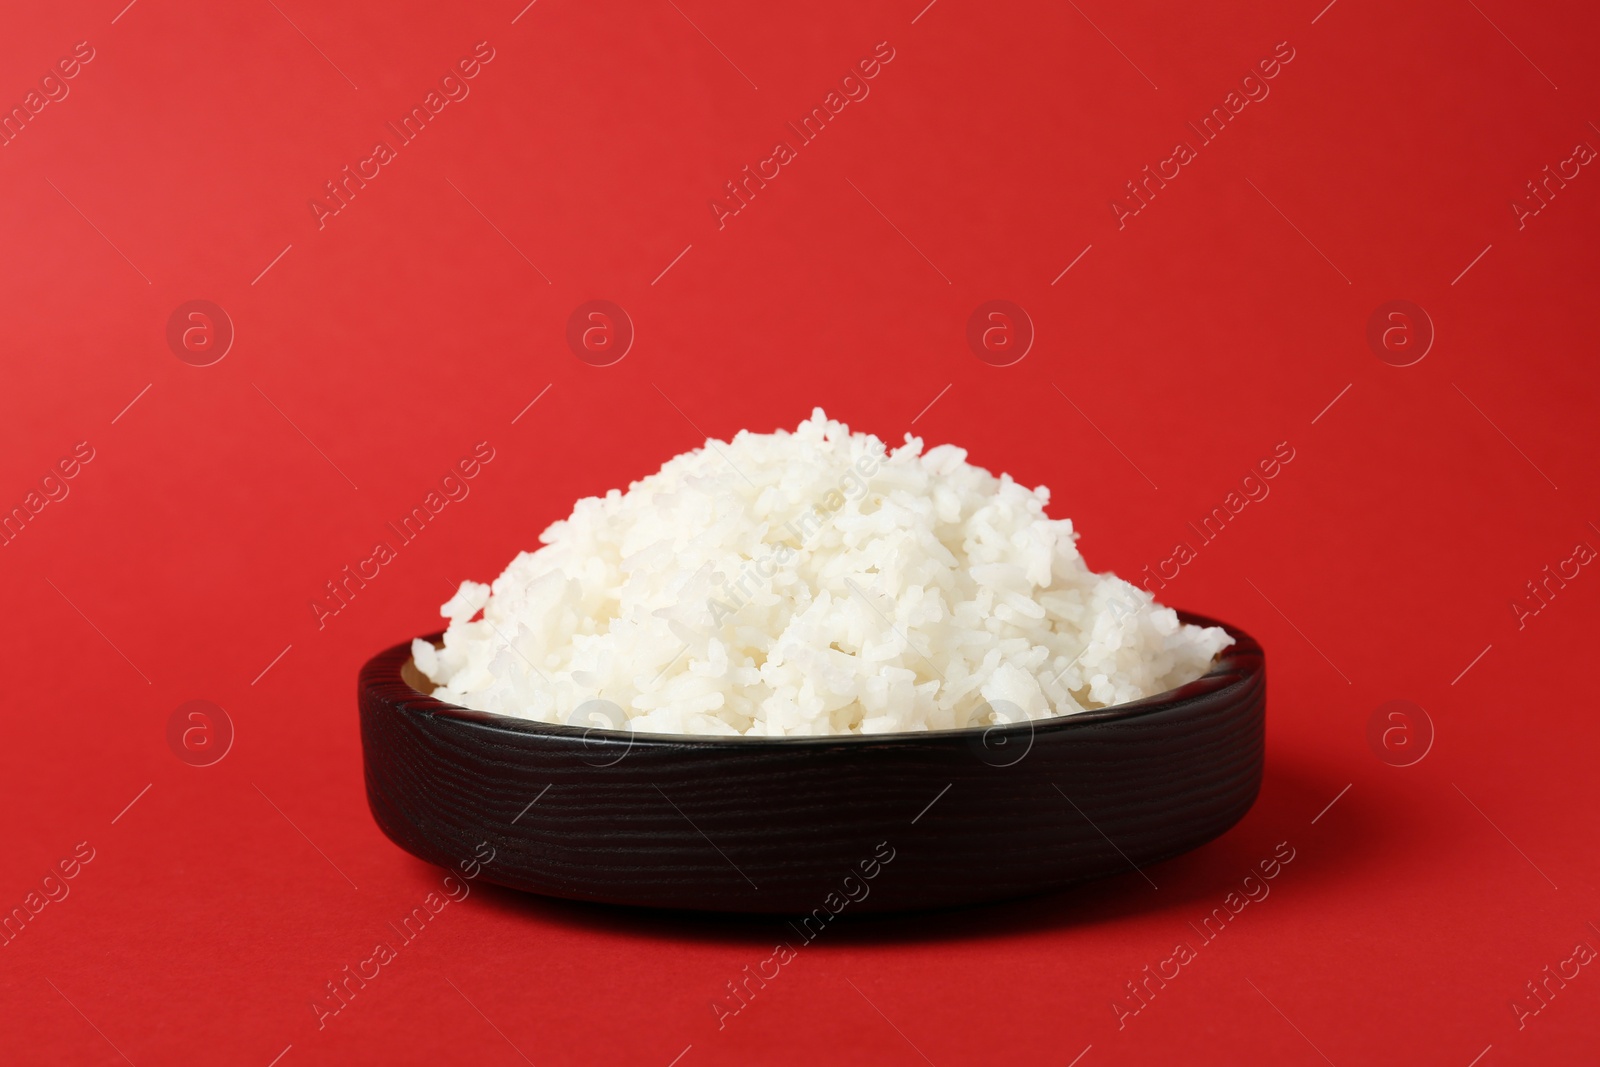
[412, 409, 1231, 737]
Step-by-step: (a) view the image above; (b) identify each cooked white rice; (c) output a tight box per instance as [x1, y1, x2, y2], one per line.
[412, 409, 1231, 737]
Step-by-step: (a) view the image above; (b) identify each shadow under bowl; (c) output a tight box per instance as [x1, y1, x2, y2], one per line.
[359, 611, 1264, 914]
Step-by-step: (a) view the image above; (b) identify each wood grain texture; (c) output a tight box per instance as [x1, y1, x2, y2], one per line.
[359, 613, 1264, 913]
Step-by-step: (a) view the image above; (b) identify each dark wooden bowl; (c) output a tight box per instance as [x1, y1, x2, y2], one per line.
[359, 612, 1264, 914]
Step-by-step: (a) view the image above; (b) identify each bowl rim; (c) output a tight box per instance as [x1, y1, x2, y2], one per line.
[364, 610, 1261, 750]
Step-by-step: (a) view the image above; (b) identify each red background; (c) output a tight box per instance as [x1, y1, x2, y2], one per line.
[3, 0, 1597, 1063]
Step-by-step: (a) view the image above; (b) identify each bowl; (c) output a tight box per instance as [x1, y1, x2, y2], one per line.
[359, 612, 1264, 914]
